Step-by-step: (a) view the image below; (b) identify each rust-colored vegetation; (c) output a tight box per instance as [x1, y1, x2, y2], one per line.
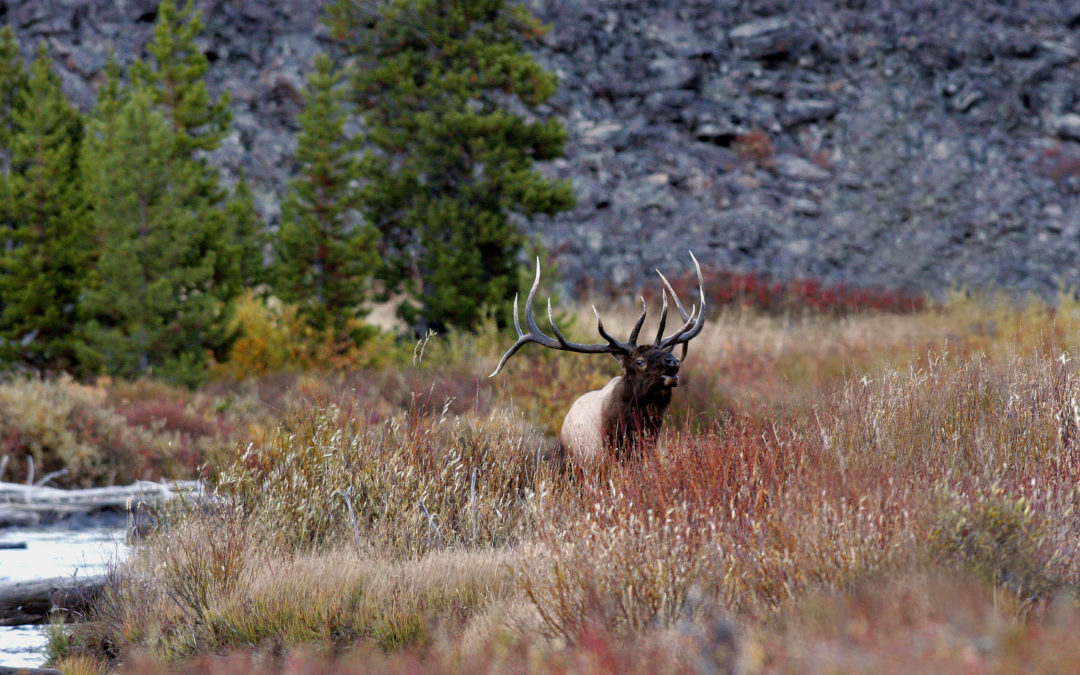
[25, 285, 1080, 674]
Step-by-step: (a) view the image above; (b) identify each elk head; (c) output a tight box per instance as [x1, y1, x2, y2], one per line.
[490, 253, 706, 464]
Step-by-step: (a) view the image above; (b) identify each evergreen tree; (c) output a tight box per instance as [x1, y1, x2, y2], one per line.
[131, 0, 231, 157]
[326, 0, 574, 332]
[93, 52, 128, 129]
[223, 169, 266, 294]
[79, 87, 218, 386]
[0, 26, 28, 164]
[130, 0, 255, 307]
[0, 25, 27, 260]
[274, 52, 378, 335]
[78, 1, 260, 384]
[0, 43, 89, 371]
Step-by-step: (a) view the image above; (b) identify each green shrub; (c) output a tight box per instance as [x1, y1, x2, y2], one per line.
[931, 487, 1065, 610]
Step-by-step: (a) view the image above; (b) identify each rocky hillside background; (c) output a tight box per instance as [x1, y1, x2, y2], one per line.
[5, 0, 1080, 297]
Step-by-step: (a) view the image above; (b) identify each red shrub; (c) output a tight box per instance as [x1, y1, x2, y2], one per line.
[576, 417, 825, 522]
[641, 266, 926, 318]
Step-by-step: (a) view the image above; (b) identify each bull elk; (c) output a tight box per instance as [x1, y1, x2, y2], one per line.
[490, 253, 706, 464]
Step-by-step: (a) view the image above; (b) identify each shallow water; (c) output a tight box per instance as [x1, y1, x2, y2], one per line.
[0, 517, 127, 668]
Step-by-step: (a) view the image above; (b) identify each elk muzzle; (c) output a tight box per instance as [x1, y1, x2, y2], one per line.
[661, 352, 681, 388]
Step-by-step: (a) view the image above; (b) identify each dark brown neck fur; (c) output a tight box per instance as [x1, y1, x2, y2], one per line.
[600, 346, 680, 461]
[602, 379, 672, 461]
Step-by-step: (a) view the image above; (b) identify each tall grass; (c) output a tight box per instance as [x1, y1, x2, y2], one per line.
[50, 292, 1080, 672]
[218, 402, 552, 556]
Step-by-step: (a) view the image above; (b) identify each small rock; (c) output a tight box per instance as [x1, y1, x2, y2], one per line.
[730, 17, 791, 42]
[786, 238, 811, 255]
[947, 84, 984, 112]
[837, 172, 864, 190]
[581, 121, 625, 145]
[788, 198, 822, 216]
[648, 56, 698, 90]
[774, 154, 832, 183]
[729, 17, 811, 61]
[780, 99, 839, 127]
[695, 122, 740, 145]
[1053, 113, 1080, 142]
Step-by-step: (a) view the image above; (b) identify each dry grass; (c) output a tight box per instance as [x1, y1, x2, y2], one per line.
[0, 375, 241, 486]
[87, 538, 524, 661]
[46, 292, 1080, 673]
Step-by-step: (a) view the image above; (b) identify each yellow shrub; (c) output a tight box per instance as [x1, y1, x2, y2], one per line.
[214, 292, 404, 379]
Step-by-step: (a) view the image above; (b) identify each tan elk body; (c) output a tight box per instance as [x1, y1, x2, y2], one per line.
[490, 253, 706, 465]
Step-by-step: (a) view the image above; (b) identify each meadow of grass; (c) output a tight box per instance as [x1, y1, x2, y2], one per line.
[24, 288, 1080, 673]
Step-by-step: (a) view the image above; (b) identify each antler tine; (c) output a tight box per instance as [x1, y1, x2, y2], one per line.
[490, 256, 632, 377]
[522, 257, 547, 340]
[626, 297, 647, 346]
[488, 291, 536, 377]
[547, 298, 575, 348]
[653, 288, 669, 346]
[511, 292, 523, 337]
[593, 306, 633, 352]
[664, 303, 698, 343]
[488, 336, 527, 377]
[657, 251, 708, 352]
[657, 273, 690, 360]
[490, 258, 554, 377]
[656, 269, 691, 323]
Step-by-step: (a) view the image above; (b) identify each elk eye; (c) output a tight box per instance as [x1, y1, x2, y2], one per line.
[635, 358, 645, 367]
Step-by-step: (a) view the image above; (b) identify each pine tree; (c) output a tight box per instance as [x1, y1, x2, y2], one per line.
[0, 43, 89, 371]
[274, 52, 378, 336]
[130, 0, 255, 307]
[79, 87, 218, 386]
[0, 25, 27, 265]
[77, 1, 260, 384]
[326, 0, 574, 332]
[131, 0, 231, 157]
[223, 169, 266, 294]
[0, 26, 28, 164]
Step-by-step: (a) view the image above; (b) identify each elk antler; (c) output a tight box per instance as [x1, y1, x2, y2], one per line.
[489, 259, 637, 377]
[655, 251, 707, 356]
[489, 252, 707, 377]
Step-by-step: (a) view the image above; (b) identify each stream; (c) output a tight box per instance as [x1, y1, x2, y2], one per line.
[0, 516, 127, 669]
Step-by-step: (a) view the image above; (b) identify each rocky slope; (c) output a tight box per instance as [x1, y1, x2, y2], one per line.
[4, 0, 1080, 297]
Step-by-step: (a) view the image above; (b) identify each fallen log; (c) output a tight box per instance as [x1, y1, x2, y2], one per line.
[0, 480, 205, 527]
[0, 574, 106, 626]
[0, 666, 66, 675]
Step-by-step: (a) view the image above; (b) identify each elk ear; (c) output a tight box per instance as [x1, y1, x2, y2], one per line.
[613, 352, 631, 368]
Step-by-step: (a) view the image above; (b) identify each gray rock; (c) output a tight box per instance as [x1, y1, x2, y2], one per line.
[780, 99, 839, 127]
[1053, 114, 1080, 142]
[4, 0, 1080, 301]
[787, 198, 822, 216]
[648, 56, 699, 90]
[774, 155, 832, 183]
[729, 17, 812, 61]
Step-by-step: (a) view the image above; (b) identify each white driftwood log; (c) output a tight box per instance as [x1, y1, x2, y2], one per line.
[0, 480, 205, 527]
[0, 574, 106, 626]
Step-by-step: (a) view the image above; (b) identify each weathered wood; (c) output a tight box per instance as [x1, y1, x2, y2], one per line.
[0, 480, 205, 527]
[0, 574, 106, 626]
